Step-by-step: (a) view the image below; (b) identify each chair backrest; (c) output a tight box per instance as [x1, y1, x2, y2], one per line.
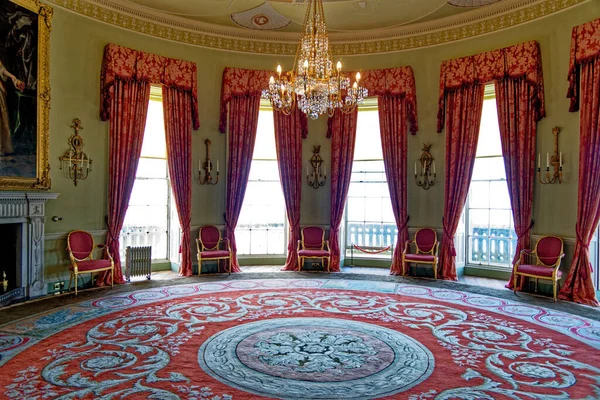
[536, 236, 563, 266]
[68, 230, 94, 260]
[302, 226, 325, 250]
[200, 226, 221, 250]
[415, 228, 437, 253]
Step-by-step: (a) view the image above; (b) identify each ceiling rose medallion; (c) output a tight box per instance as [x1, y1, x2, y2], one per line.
[262, 0, 367, 119]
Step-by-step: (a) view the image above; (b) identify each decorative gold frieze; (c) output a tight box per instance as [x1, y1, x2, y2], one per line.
[45, 0, 588, 55]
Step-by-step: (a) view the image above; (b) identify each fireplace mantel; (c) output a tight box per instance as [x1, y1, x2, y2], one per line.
[0, 192, 59, 305]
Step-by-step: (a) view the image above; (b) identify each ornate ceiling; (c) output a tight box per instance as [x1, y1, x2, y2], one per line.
[47, 0, 588, 54]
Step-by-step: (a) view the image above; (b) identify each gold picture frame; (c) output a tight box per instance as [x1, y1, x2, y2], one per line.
[0, 0, 52, 190]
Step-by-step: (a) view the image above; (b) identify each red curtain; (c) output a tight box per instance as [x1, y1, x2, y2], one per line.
[224, 95, 261, 272]
[378, 95, 409, 275]
[437, 42, 544, 281]
[274, 108, 305, 271]
[163, 86, 193, 276]
[559, 18, 600, 306]
[438, 85, 485, 280]
[496, 78, 539, 290]
[329, 109, 358, 272]
[100, 79, 151, 285]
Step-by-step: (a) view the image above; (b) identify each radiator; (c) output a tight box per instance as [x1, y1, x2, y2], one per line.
[125, 246, 152, 281]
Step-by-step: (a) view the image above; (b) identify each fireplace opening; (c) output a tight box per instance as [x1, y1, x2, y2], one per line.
[0, 223, 21, 295]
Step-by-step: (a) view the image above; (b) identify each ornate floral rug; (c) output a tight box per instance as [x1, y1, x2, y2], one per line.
[0, 279, 599, 399]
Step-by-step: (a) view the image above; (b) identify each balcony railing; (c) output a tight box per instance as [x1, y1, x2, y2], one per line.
[344, 223, 516, 267]
[468, 227, 516, 267]
[119, 226, 168, 261]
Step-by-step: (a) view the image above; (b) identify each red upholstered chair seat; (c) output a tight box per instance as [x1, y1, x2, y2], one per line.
[67, 230, 115, 295]
[401, 228, 439, 279]
[298, 249, 330, 258]
[74, 259, 113, 272]
[197, 226, 233, 275]
[298, 226, 331, 272]
[404, 254, 435, 263]
[516, 264, 562, 278]
[512, 235, 564, 302]
[200, 250, 230, 259]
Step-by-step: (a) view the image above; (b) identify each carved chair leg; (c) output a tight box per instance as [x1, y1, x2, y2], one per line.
[198, 257, 202, 276]
[553, 280, 557, 302]
[433, 261, 437, 280]
[75, 273, 78, 296]
[229, 258, 232, 275]
[111, 268, 114, 288]
[298, 257, 302, 273]
[326, 257, 330, 273]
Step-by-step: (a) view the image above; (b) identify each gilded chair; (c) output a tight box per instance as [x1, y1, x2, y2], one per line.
[196, 226, 232, 275]
[67, 230, 114, 295]
[513, 236, 564, 302]
[297, 226, 331, 272]
[402, 228, 439, 279]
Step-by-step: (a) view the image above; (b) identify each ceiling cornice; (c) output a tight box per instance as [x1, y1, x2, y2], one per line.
[45, 0, 589, 55]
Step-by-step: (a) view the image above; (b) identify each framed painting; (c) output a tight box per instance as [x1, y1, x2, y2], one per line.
[0, 0, 51, 190]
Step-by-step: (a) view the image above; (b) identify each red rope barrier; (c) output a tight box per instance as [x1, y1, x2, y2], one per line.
[352, 244, 392, 254]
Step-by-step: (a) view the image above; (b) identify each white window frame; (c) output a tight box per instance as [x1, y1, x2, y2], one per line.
[119, 85, 180, 263]
[464, 85, 515, 270]
[344, 100, 396, 262]
[235, 103, 288, 258]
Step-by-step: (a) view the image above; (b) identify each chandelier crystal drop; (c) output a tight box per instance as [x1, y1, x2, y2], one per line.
[262, 0, 367, 119]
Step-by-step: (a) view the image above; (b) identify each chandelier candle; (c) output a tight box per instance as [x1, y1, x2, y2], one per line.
[262, 0, 368, 119]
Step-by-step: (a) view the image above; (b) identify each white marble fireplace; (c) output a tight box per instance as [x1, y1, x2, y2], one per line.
[0, 192, 59, 306]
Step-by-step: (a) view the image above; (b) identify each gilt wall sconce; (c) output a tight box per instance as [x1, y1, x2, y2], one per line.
[538, 126, 563, 185]
[59, 118, 92, 186]
[415, 143, 436, 190]
[198, 139, 219, 185]
[307, 145, 326, 189]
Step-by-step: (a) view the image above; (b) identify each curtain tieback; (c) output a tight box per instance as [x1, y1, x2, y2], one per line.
[517, 219, 535, 241]
[399, 216, 410, 232]
[442, 219, 456, 256]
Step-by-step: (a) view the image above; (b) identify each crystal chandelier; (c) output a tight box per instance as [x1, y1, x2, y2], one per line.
[262, 0, 368, 119]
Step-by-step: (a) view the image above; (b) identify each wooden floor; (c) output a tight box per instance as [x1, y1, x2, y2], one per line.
[143, 265, 507, 291]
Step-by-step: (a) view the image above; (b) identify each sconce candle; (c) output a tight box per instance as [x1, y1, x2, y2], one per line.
[59, 118, 93, 186]
[538, 126, 563, 185]
[415, 143, 436, 190]
[307, 145, 326, 189]
[198, 138, 219, 185]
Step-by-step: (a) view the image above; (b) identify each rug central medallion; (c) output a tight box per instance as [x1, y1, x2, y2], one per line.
[199, 317, 434, 398]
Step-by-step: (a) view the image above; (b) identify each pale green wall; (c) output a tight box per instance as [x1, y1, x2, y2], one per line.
[42, 2, 600, 283]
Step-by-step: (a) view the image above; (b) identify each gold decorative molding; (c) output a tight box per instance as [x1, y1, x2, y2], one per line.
[45, 0, 589, 55]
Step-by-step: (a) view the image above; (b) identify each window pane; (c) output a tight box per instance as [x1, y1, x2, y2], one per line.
[354, 110, 382, 161]
[123, 205, 167, 228]
[253, 109, 277, 160]
[249, 160, 281, 181]
[345, 106, 394, 258]
[347, 197, 365, 222]
[488, 157, 507, 180]
[469, 209, 489, 237]
[489, 181, 511, 209]
[141, 100, 167, 158]
[476, 98, 502, 157]
[466, 89, 515, 268]
[129, 180, 168, 206]
[469, 182, 489, 209]
[136, 158, 167, 178]
[236, 108, 286, 256]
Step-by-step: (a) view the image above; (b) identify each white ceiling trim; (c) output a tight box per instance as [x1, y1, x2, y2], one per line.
[44, 0, 590, 55]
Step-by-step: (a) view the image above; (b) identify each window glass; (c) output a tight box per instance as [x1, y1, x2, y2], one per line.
[345, 106, 396, 260]
[466, 90, 516, 268]
[120, 89, 180, 262]
[236, 106, 287, 256]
